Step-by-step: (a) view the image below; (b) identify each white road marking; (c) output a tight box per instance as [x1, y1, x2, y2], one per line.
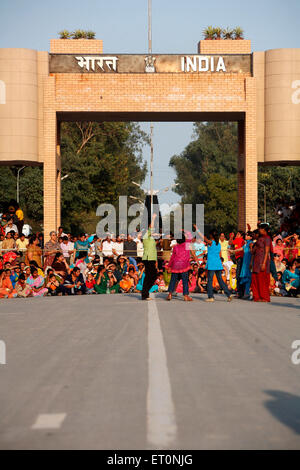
[31, 413, 67, 430]
[147, 299, 177, 448]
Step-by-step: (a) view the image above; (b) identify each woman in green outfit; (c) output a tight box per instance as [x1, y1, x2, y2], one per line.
[94, 265, 120, 294]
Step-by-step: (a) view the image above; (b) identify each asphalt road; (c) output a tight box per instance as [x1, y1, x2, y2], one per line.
[0, 293, 299, 450]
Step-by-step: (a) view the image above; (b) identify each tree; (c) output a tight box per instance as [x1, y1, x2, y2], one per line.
[170, 121, 300, 234]
[0, 121, 148, 234]
[60, 121, 148, 232]
[258, 166, 300, 229]
[170, 122, 238, 233]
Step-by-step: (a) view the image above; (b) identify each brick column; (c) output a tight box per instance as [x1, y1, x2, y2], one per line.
[43, 76, 58, 236]
[56, 121, 61, 228]
[244, 77, 258, 230]
[237, 120, 246, 230]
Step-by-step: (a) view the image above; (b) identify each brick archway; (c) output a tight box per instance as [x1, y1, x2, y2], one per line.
[1, 38, 299, 234]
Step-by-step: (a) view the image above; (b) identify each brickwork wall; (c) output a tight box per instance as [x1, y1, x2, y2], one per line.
[43, 76, 58, 235]
[244, 77, 258, 228]
[53, 73, 249, 113]
[42, 39, 257, 232]
[50, 39, 103, 54]
[198, 40, 252, 55]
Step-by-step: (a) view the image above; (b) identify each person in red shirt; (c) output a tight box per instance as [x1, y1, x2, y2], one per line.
[229, 231, 245, 298]
[251, 224, 271, 302]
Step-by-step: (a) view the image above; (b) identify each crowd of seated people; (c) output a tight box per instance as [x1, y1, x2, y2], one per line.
[0, 201, 299, 300]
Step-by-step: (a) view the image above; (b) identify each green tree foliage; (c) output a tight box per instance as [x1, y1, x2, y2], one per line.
[60, 121, 148, 232]
[170, 122, 238, 233]
[258, 166, 300, 228]
[170, 121, 300, 234]
[0, 122, 148, 233]
[0, 167, 17, 203]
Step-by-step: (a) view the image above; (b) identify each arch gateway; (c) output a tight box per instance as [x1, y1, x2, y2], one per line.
[0, 38, 299, 235]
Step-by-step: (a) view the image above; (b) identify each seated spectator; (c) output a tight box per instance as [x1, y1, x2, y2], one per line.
[26, 267, 48, 297]
[74, 233, 90, 260]
[46, 274, 65, 296]
[2, 232, 16, 253]
[128, 266, 138, 287]
[195, 268, 207, 293]
[3, 250, 18, 266]
[64, 267, 86, 295]
[107, 262, 122, 283]
[10, 266, 18, 288]
[163, 262, 171, 288]
[135, 266, 158, 294]
[5, 219, 18, 236]
[273, 238, 285, 261]
[274, 253, 286, 273]
[29, 260, 45, 278]
[0, 269, 17, 298]
[117, 255, 129, 276]
[94, 265, 119, 294]
[60, 236, 75, 265]
[25, 235, 43, 268]
[75, 251, 88, 280]
[112, 235, 124, 259]
[16, 273, 33, 298]
[101, 235, 114, 259]
[282, 260, 300, 297]
[85, 273, 96, 295]
[52, 252, 70, 280]
[273, 271, 285, 297]
[284, 238, 298, 262]
[123, 235, 138, 269]
[15, 233, 29, 261]
[229, 265, 237, 292]
[156, 272, 168, 292]
[24, 266, 31, 280]
[120, 273, 134, 293]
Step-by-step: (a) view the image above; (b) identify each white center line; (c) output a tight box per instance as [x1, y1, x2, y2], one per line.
[31, 413, 67, 430]
[147, 299, 177, 449]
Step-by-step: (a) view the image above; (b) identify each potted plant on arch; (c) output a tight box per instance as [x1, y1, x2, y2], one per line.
[203, 26, 215, 40]
[214, 27, 222, 40]
[86, 30, 96, 39]
[59, 30, 71, 39]
[72, 29, 87, 39]
[233, 27, 244, 40]
[222, 28, 233, 40]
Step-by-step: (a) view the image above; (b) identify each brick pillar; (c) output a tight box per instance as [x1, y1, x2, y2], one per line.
[43, 76, 58, 237]
[244, 77, 258, 230]
[237, 120, 246, 230]
[56, 121, 61, 228]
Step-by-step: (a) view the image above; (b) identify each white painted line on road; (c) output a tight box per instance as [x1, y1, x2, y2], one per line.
[147, 300, 177, 449]
[31, 413, 67, 430]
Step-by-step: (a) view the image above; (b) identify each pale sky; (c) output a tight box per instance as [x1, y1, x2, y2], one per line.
[1, 0, 299, 204]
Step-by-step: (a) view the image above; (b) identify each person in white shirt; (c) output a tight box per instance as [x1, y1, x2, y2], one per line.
[223, 259, 234, 282]
[60, 236, 75, 264]
[102, 236, 114, 258]
[5, 220, 18, 235]
[134, 232, 144, 258]
[112, 235, 124, 258]
[16, 234, 29, 253]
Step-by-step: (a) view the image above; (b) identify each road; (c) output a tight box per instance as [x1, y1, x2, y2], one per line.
[0, 293, 299, 450]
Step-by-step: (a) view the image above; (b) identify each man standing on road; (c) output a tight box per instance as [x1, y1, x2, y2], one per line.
[141, 214, 157, 301]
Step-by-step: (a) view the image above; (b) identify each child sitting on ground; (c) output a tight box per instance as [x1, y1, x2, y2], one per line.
[120, 273, 134, 293]
[156, 272, 168, 292]
[86, 272, 96, 294]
